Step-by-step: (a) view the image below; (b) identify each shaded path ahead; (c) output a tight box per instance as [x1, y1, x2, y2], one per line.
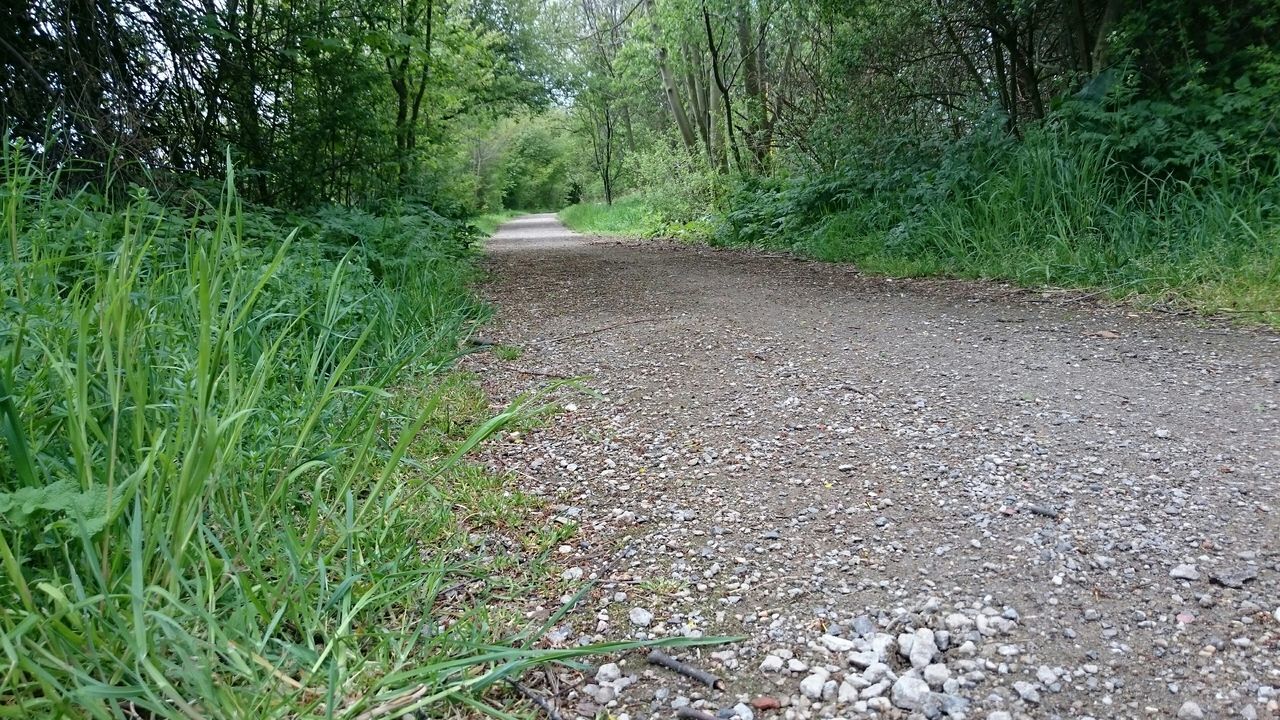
[477, 213, 1279, 720]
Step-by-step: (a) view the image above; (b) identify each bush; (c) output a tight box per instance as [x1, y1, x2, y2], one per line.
[0, 140, 589, 716]
[1, 140, 725, 716]
[560, 196, 660, 236]
[708, 118, 1280, 317]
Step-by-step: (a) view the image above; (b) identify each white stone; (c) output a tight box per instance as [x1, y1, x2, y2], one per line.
[944, 613, 974, 631]
[890, 676, 931, 711]
[909, 628, 937, 669]
[628, 607, 653, 627]
[897, 632, 915, 658]
[923, 663, 950, 689]
[848, 674, 873, 691]
[800, 671, 829, 700]
[1013, 680, 1041, 704]
[589, 684, 615, 704]
[821, 634, 856, 653]
[848, 650, 879, 669]
[710, 650, 736, 664]
[837, 680, 860, 704]
[787, 658, 809, 673]
[860, 680, 891, 699]
[867, 697, 892, 713]
[760, 655, 785, 673]
[871, 633, 897, 661]
[1170, 564, 1201, 581]
[1177, 701, 1205, 720]
[862, 662, 893, 684]
[595, 663, 622, 683]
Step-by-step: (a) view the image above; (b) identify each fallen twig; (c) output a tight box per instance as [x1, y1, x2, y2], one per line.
[544, 317, 664, 344]
[507, 679, 565, 720]
[647, 650, 724, 690]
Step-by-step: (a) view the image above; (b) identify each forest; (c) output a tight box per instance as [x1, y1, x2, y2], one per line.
[554, 0, 1279, 312]
[1, 0, 1278, 717]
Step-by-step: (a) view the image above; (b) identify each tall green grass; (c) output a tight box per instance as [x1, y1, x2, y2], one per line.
[0, 147, 724, 718]
[560, 197, 659, 237]
[715, 131, 1280, 322]
[470, 210, 524, 237]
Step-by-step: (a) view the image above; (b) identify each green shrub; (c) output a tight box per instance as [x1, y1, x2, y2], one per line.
[0, 147, 725, 717]
[0, 144, 483, 716]
[560, 197, 660, 237]
[707, 119, 1279, 319]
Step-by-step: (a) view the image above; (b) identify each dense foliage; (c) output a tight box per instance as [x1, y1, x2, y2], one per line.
[1, 1, 695, 716]
[1, 0, 1277, 712]
[547, 0, 1279, 315]
[1, 0, 558, 209]
[2, 143, 483, 714]
[0, 146, 727, 716]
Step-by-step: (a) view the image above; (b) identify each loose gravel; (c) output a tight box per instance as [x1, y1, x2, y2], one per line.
[471, 214, 1280, 720]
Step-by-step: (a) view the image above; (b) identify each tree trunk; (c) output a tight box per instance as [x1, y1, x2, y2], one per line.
[622, 103, 637, 153]
[942, 15, 987, 99]
[992, 40, 1017, 133]
[646, 0, 699, 155]
[1070, 0, 1093, 74]
[407, 0, 434, 153]
[736, 3, 765, 165]
[1091, 0, 1124, 71]
[702, 0, 744, 171]
[682, 42, 711, 155]
[708, 70, 726, 171]
[603, 107, 614, 204]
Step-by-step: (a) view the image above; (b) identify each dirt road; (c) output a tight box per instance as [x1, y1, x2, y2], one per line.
[476, 213, 1280, 720]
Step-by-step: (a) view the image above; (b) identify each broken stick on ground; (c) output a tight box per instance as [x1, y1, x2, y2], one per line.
[646, 650, 725, 690]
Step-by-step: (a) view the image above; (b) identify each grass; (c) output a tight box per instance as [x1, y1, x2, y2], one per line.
[810, 160, 1277, 322]
[704, 135, 1280, 326]
[470, 210, 524, 237]
[0, 144, 732, 718]
[559, 197, 659, 237]
[493, 344, 524, 361]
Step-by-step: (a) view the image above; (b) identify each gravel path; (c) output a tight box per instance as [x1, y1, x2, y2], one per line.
[473, 214, 1280, 720]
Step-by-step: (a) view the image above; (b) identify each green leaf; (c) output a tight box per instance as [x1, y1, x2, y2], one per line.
[0, 481, 111, 536]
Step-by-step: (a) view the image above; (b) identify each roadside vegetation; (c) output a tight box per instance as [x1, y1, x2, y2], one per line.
[544, 1, 1280, 322]
[2, 0, 1276, 715]
[473, 209, 527, 236]
[560, 198, 659, 238]
[0, 0, 719, 716]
